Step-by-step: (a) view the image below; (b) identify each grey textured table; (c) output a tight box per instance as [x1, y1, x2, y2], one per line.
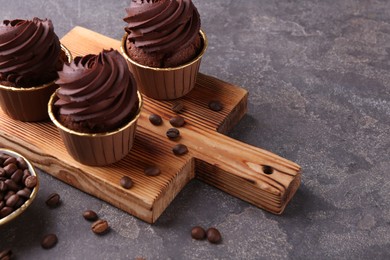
[1, 0, 390, 259]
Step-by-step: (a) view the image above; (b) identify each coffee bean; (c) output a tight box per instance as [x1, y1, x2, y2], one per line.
[46, 193, 61, 208]
[3, 164, 17, 176]
[41, 234, 58, 249]
[4, 191, 15, 201]
[91, 219, 109, 235]
[11, 169, 23, 184]
[3, 157, 16, 166]
[14, 197, 25, 208]
[16, 157, 28, 170]
[208, 100, 223, 112]
[0, 181, 7, 192]
[24, 176, 37, 189]
[206, 227, 222, 244]
[22, 169, 31, 183]
[5, 194, 19, 208]
[4, 180, 19, 192]
[149, 114, 163, 126]
[172, 144, 188, 156]
[144, 166, 161, 177]
[120, 176, 133, 189]
[0, 206, 13, 218]
[169, 116, 185, 127]
[166, 128, 180, 140]
[83, 210, 98, 221]
[191, 226, 206, 240]
[0, 248, 13, 260]
[16, 188, 32, 199]
[171, 102, 184, 113]
[0, 168, 6, 178]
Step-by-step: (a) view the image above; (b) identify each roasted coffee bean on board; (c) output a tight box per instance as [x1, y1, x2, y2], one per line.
[169, 116, 185, 127]
[208, 100, 224, 112]
[166, 128, 180, 140]
[144, 166, 161, 177]
[149, 114, 163, 126]
[171, 102, 184, 113]
[120, 176, 133, 189]
[172, 144, 189, 156]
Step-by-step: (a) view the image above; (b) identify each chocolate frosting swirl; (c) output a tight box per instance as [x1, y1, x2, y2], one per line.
[124, 0, 201, 53]
[0, 18, 61, 87]
[54, 49, 139, 132]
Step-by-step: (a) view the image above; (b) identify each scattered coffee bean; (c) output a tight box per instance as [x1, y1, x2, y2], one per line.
[83, 210, 98, 221]
[46, 193, 61, 208]
[91, 219, 109, 235]
[206, 227, 222, 244]
[169, 116, 185, 127]
[172, 144, 188, 156]
[0, 248, 13, 260]
[144, 166, 161, 177]
[171, 102, 184, 113]
[208, 100, 223, 112]
[41, 234, 58, 249]
[120, 176, 133, 189]
[191, 226, 206, 240]
[24, 175, 37, 189]
[149, 114, 163, 126]
[166, 128, 180, 140]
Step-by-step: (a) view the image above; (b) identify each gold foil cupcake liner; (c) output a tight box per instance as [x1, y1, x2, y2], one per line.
[120, 30, 208, 100]
[0, 44, 72, 122]
[48, 91, 143, 166]
[0, 148, 39, 226]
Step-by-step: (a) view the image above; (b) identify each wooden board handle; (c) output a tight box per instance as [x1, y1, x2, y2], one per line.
[184, 126, 301, 214]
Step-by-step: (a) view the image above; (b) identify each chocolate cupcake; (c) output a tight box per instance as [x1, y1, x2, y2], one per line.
[0, 18, 71, 121]
[121, 0, 207, 100]
[48, 49, 142, 166]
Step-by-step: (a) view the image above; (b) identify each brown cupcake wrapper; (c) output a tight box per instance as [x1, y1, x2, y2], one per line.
[120, 30, 208, 100]
[0, 44, 72, 122]
[48, 91, 143, 166]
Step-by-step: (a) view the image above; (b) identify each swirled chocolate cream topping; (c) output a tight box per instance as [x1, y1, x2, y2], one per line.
[124, 0, 202, 67]
[0, 18, 63, 87]
[54, 49, 139, 133]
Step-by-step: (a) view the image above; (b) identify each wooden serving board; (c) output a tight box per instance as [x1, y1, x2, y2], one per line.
[0, 27, 301, 223]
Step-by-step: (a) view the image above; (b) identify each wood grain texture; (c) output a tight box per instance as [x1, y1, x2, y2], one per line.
[0, 27, 301, 223]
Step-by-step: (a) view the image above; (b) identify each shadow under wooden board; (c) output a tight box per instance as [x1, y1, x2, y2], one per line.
[0, 27, 301, 223]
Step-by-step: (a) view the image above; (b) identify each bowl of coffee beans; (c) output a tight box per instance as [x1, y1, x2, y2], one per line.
[0, 148, 39, 225]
